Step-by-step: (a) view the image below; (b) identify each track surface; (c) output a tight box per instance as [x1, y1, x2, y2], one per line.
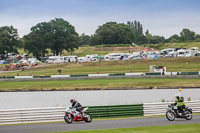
[1, 116, 200, 133]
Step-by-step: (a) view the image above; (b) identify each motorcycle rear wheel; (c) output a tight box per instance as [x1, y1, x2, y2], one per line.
[185, 112, 192, 120]
[166, 110, 175, 121]
[64, 114, 73, 124]
[84, 113, 92, 123]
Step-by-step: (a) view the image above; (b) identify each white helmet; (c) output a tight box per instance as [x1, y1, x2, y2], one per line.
[175, 93, 180, 98]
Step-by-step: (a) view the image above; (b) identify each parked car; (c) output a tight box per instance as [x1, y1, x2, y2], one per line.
[77, 57, 91, 62]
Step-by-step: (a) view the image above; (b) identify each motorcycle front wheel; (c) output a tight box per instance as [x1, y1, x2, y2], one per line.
[166, 110, 175, 121]
[84, 113, 92, 123]
[64, 114, 73, 124]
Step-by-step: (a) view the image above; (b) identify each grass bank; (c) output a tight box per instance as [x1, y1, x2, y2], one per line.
[73, 45, 145, 56]
[44, 124, 200, 133]
[16, 42, 200, 56]
[0, 78, 200, 91]
[1, 57, 200, 77]
[148, 41, 200, 50]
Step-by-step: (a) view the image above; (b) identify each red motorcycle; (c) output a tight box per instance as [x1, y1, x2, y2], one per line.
[64, 107, 92, 124]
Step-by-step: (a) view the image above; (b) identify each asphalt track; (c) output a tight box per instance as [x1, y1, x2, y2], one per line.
[0, 115, 200, 133]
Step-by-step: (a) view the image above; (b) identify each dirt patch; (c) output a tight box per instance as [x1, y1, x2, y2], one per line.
[95, 46, 146, 52]
[95, 47, 129, 51]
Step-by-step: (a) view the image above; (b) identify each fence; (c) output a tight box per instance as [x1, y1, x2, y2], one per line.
[87, 104, 143, 118]
[143, 100, 200, 116]
[0, 107, 64, 125]
[0, 71, 200, 80]
[0, 101, 200, 125]
[0, 104, 143, 125]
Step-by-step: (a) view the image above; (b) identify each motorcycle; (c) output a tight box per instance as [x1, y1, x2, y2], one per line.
[166, 104, 192, 121]
[64, 106, 92, 124]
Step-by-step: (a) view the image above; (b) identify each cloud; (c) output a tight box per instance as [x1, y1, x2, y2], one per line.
[1, 11, 200, 38]
[0, 0, 200, 38]
[0, 15, 53, 37]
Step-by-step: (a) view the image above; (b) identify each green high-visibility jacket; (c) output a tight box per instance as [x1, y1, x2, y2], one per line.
[176, 97, 186, 106]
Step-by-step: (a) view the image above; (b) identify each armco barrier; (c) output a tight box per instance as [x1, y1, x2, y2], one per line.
[172, 72, 178, 75]
[0, 76, 14, 79]
[0, 71, 200, 80]
[145, 72, 161, 75]
[109, 73, 125, 76]
[87, 104, 143, 118]
[180, 72, 199, 75]
[0, 107, 64, 125]
[164, 72, 171, 75]
[0, 104, 143, 125]
[15, 76, 33, 79]
[88, 74, 109, 77]
[143, 100, 200, 116]
[70, 74, 88, 77]
[33, 76, 51, 78]
[125, 73, 144, 76]
[51, 75, 70, 78]
[0, 101, 199, 125]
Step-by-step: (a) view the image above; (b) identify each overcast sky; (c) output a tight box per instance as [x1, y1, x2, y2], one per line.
[0, 0, 200, 38]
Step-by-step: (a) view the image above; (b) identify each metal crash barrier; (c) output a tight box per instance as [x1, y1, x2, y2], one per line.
[0, 100, 199, 125]
[143, 100, 200, 116]
[0, 104, 143, 125]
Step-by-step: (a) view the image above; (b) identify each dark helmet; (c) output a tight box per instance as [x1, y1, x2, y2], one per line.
[70, 99, 75, 103]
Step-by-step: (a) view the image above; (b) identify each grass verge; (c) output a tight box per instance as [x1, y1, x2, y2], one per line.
[0, 78, 200, 91]
[149, 41, 200, 50]
[43, 124, 200, 133]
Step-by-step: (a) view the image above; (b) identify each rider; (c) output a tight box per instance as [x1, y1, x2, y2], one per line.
[70, 99, 84, 116]
[174, 93, 186, 115]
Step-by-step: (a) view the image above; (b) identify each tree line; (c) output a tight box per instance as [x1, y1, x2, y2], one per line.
[79, 21, 200, 46]
[0, 18, 200, 59]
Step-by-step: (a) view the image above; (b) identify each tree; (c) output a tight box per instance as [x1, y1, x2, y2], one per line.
[23, 18, 79, 58]
[127, 20, 145, 44]
[23, 32, 48, 59]
[23, 22, 51, 59]
[180, 28, 195, 41]
[94, 22, 134, 45]
[78, 33, 91, 46]
[0, 26, 20, 59]
[48, 18, 79, 55]
[194, 34, 200, 42]
[89, 34, 100, 46]
[145, 29, 165, 44]
[167, 34, 180, 43]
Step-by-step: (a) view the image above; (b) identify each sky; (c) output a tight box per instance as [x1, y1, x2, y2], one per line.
[0, 0, 200, 38]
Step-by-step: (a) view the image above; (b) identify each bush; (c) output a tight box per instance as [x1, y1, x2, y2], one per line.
[187, 97, 191, 101]
[161, 99, 166, 102]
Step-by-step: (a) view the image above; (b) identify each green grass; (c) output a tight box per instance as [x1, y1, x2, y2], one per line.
[44, 124, 200, 133]
[1, 57, 200, 77]
[0, 78, 200, 91]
